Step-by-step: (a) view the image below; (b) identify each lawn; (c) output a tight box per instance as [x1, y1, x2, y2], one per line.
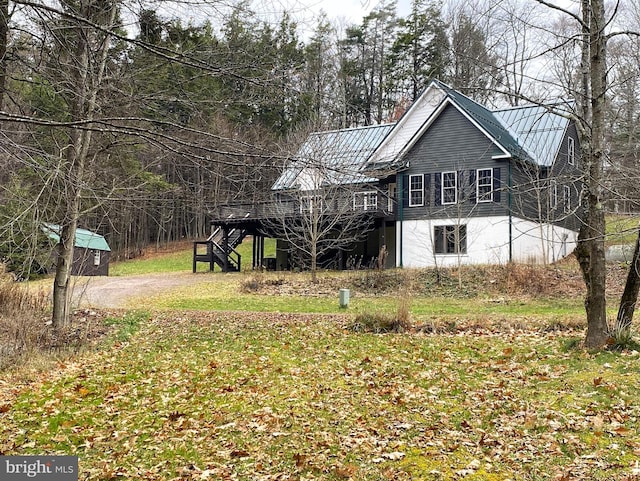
[128, 275, 587, 323]
[1, 310, 639, 480]
[110, 238, 277, 276]
[3, 244, 640, 480]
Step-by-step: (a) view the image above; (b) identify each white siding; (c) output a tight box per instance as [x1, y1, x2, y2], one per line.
[511, 218, 577, 264]
[397, 216, 577, 267]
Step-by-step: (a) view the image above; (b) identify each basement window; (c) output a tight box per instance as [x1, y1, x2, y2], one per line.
[434, 225, 467, 254]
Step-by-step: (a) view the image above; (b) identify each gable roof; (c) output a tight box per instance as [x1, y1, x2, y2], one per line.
[442, 83, 525, 159]
[273, 80, 574, 190]
[43, 223, 111, 252]
[367, 79, 572, 169]
[272, 123, 394, 190]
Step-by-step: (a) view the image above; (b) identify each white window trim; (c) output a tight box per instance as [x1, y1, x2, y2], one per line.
[564, 185, 571, 214]
[300, 195, 323, 214]
[388, 183, 396, 213]
[409, 174, 424, 207]
[441, 171, 457, 205]
[434, 224, 467, 255]
[550, 180, 558, 210]
[353, 191, 378, 211]
[568, 137, 575, 166]
[476, 168, 493, 203]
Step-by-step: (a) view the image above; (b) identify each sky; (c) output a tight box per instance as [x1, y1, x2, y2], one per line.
[250, 0, 411, 29]
[136, 0, 405, 39]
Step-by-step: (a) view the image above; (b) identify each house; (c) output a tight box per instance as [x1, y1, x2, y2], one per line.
[197, 80, 582, 271]
[43, 223, 111, 276]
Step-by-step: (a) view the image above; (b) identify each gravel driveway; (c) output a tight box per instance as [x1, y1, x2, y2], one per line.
[70, 272, 206, 308]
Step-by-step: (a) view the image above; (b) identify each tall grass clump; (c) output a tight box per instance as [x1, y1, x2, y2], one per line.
[0, 265, 51, 370]
[608, 324, 640, 351]
[349, 297, 412, 333]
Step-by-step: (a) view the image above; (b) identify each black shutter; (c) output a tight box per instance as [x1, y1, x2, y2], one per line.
[469, 170, 476, 203]
[493, 167, 501, 203]
[425, 173, 431, 206]
[434, 173, 441, 206]
[402, 175, 409, 207]
[457, 170, 463, 203]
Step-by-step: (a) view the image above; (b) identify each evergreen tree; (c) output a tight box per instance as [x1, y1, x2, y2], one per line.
[390, 0, 449, 101]
[448, 12, 500, 103]
[339, 0, 398, 126]
[301, 15, 339, 127]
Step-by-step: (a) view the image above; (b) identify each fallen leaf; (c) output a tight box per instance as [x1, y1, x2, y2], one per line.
[381, 451, 405, 461]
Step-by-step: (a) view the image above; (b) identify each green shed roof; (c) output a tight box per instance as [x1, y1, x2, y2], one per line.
[43, 223, 111, 252]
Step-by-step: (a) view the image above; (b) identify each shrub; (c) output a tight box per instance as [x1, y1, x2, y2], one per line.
[240, 273, 286, 293]
[0, 266, 49, 316]
[349, 298, 412, 333]
[608, 324, 640, 351]
[348, 269, 408, 293]
[240, 274, 262, 293]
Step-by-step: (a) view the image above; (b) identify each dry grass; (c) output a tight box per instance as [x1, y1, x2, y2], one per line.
[0, 266, 49, 368]
[0, 266, 113, 371]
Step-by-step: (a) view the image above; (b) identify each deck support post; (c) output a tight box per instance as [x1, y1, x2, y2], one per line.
[222, 226, 230, 272]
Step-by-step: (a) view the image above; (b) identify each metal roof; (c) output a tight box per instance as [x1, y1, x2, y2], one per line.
[494, 104, 572, 167]
[435, 80, 572, 166]
[272, 123, 394, 190]
[273, 82, 574, 190]
[43, 223, 111, 252]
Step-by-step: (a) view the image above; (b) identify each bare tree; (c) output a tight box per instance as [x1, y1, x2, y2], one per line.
[265, 128, 388, 282]
[0, 0, 282, 328]
[532, 0, 640, 347]
[446, 5, 501, 103]
[44, 0, 119, 328]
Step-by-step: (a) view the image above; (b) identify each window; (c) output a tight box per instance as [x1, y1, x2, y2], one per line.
[409, 174, 424, 206]
[93, 250, 101, 267]
[388, 183, 397, 212]
[476, 168, 493, 203]
[434, 225, 467, 254]
[564, 185, 571, 214]
[442, 171, 457, 204]
[300, 195, 323, 213]
[568, 137, 575, 166]
[354, 191, 378, 211]
[549, 180, 558, 210]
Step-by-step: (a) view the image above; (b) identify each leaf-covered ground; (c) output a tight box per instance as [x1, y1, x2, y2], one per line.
[1, 311, 639, 480]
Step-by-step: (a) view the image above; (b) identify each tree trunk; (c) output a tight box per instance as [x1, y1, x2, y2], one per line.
[0, 0, 8, 111]
[616, 228, 640, 332]
[51, 0, 117, 329]
[311, 239, 317, 283]
[576, 0, 610, 349]
[52, 221, 77, 329]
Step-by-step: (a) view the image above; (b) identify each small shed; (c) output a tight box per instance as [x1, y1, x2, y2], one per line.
[43, 223, 111, 276]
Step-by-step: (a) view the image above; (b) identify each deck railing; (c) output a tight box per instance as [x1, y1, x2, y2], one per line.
[208, 193, 397, 224]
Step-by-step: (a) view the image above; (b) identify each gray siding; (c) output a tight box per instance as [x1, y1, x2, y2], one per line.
[397, 103, 582, 234]
[550, 123, 582, 232]
[510, 123, 583, 232]
[398, 103, 508, 221]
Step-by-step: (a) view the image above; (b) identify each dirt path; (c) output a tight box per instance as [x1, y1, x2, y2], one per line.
[70, 272, 210, 308]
